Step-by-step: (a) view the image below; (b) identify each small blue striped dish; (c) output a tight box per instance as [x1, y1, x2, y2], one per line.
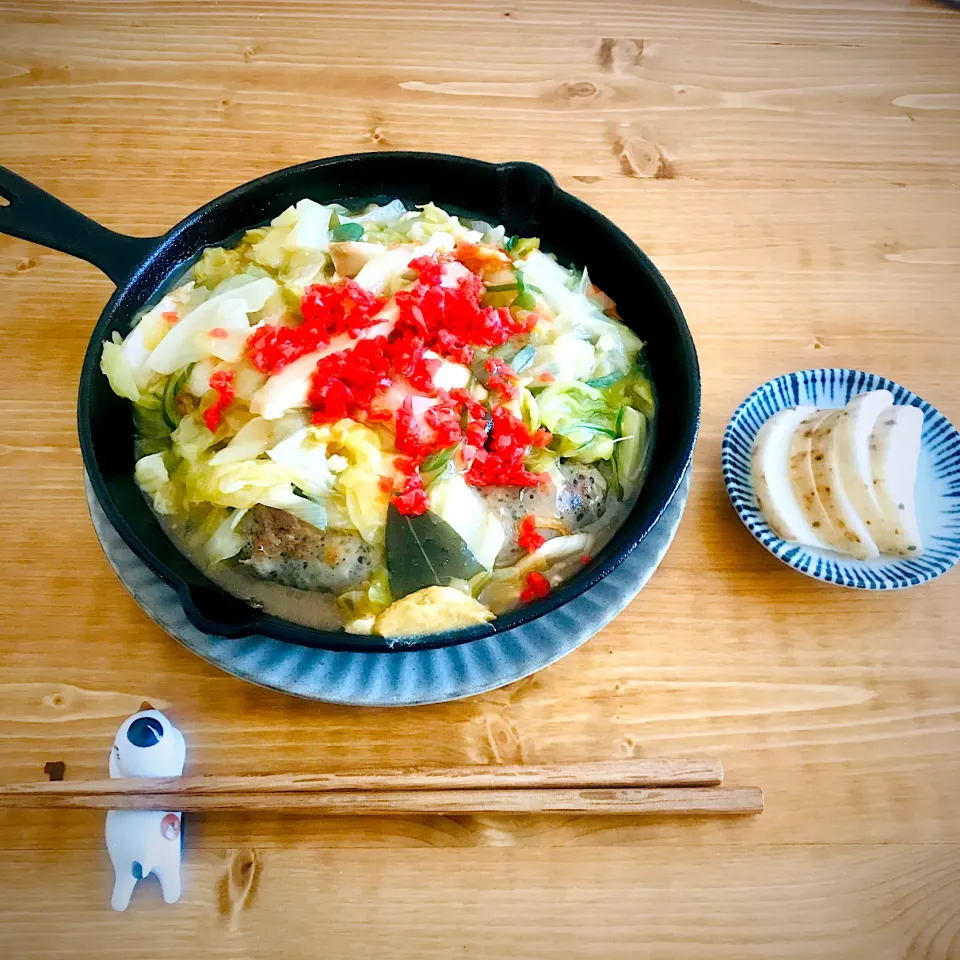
[722, 369, 960, 590]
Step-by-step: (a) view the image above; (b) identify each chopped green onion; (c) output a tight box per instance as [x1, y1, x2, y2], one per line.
[514, 272, 542, 311]
[513, 291, 536, 311]
[420, 444, 458, 479]
[586, 373, 623, 389]
[510, 237, 540, 259]
[505, 235, 520, 252]
[330, 222, 364, 242]
[485, 282, 519, 292]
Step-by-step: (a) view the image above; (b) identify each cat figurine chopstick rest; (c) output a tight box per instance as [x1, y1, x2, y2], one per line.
[105, 707, 186, 911]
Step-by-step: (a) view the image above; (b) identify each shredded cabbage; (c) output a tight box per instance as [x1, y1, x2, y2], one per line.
[179, 458, 302, 510]
[194, 248, 244, 289]
[341, 199, 407, 226]
[134, 452, 178, 514]
[534, 381, 621, 462]
[266, 427, 336, 500]
[518, 252, 642, 373]
[337, 566, 393, 634]
[210, 417, 274, 466]
[277, 491, 328, 531]
[100, 336, 142, 402]
[146, 276, 278, 374]
[204, 507, 249, 563]
[281, 198, 333, 252]
[525, 336, 595, 382]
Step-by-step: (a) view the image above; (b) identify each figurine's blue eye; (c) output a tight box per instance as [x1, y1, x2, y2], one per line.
[127, 717, 164, 748]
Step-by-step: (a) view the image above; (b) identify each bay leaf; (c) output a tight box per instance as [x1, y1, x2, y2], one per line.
[385, 503, 485, 598]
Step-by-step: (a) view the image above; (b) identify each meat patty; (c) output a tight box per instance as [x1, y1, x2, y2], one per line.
[480, 462, 608, 566]
[555, 462, 609, 528]
[238, 505, 381, 593]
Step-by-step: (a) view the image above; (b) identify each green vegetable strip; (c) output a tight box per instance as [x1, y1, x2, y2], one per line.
[510, 345, 537, 373]
[420, 444, 458, 478]
[586, 373, 623, 389]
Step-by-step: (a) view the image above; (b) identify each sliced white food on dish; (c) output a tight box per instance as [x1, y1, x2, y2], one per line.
[869, 405, 924, 556]
[832, 389, 893, 536]
[751, 388, 926, 563]
[787, 410, 840, 549]
[750, 405, 826, 546]
[810, 410, 880, 560]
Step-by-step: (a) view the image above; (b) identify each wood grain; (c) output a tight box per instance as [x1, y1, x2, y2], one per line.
[0, 0, 959, 957]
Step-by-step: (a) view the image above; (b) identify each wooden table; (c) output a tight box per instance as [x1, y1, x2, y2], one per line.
[2, 1, 959, 956]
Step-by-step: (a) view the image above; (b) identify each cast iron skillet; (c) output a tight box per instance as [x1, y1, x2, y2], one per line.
[0, 153, 700, 653]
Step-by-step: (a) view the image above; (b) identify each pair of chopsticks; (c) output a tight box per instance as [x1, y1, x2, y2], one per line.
[0, 759, 762, 816]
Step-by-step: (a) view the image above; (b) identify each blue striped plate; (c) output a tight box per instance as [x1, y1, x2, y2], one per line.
[722, 369, 960, 589]
[85, 468, 690, 706]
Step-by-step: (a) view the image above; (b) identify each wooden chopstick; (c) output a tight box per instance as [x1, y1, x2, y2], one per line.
[0, 758, 722, 805]
[0, 760, 762, 816]
[0, 786, 762, 816]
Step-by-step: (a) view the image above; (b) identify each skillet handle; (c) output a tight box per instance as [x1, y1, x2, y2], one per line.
[0, 165, 160, 285]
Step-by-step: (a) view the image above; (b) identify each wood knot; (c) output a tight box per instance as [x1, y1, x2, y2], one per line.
[219, 848, 260, 930]
[614, 137, 676, 179]
[15, 257, 36, 272]
[367, 125, 387, 144]
[559, 80, 599, 100]
[242, 44, 258, 62]
[483, 712, 525, 764]
[597, 38, 644, 73]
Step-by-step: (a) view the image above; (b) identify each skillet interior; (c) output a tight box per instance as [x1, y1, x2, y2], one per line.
[74, 153, 700, 652]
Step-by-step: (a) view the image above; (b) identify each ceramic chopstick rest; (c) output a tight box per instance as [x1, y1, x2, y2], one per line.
[105, 708, 186, 911]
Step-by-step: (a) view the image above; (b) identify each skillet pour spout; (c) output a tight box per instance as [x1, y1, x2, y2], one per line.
[0, 154, 700, 653]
